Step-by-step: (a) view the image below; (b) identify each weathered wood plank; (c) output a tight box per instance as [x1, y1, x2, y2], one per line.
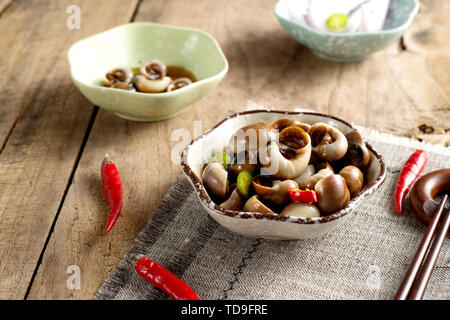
[27, 0, 449, 299]
[0, 0, 139, 299]
[0, 0, 12, 15]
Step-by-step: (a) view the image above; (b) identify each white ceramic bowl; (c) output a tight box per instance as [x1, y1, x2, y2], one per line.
[181, 110, 386, 239]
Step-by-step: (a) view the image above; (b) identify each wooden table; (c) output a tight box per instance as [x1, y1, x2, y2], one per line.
[0, 0, 448, 300]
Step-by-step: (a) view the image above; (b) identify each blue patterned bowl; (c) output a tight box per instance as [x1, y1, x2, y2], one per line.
[274, 0, 419, 62]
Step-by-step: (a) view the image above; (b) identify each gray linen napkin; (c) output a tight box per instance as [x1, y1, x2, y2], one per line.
[95, 128, 450, 300]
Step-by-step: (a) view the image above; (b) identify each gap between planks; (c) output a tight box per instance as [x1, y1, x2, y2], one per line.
[23, 106, 98, 299]
[22, 0, 143, 299]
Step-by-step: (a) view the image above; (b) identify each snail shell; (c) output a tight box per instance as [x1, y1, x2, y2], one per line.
[315, 174, 350, 215]
[310, 122, 348, 162]
[134, 74, 171, 93]
[167, 77, 192, 92]
[339, 165, 364, 198]
[243, 196, 273, 213]
[141, 60, 167, 80]
[252, 175, 298, 206]
[202, 163, 229, 199]
[112, 82, 136, 92]
[261, 126, 312, 179]
[270, 118, 311, 133]
[280, 203, 321, 218]
[342, 130, 370, 168]
[104, 68, 134, 87]
[298, 167, 333, 190]
[220, 187, 245, 210]
[227, 122, 275, 156]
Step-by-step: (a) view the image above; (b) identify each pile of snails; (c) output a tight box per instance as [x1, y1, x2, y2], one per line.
[102, 59, 194, 93]
[201, 119, 372, 218]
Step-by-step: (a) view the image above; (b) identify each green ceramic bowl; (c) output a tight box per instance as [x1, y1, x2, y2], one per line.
[274, 0, 419, 62]
[68, 22, 228, 121]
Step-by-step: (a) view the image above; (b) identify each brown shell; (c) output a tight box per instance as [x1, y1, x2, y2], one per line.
[252, 175, 298, 206]
[339, 165, 364, 198]
[220, 187, 245, 210]
[112, 82, 136, 91]
[277, 126, 310, 160]
[227, 122, 274, 155]
[309, 123, 347, 161]
[202, 163, 229, 199]
[342, 130, 371, 168]
[243, 196, 273, 213]
[104, 68, 134, 87]
[141, 59, 167, 80]
[315, 174, 350, 215]
[270, 118, 311, 132]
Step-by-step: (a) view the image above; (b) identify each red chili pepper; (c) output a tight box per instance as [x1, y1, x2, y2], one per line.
[289, 189, 318, 203]
[101, 154, 123, 233]
[394, 149, 428, 214]
[130, 254, 201, 300]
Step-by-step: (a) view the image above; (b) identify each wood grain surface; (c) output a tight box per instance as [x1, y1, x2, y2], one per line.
[0, 0, 447, 299]
[0, 0, 139, 299]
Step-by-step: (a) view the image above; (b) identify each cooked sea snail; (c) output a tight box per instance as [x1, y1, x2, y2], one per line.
[262, 126, 312, 179]
[310, 122, 348, 161]
[102, 59, 194, 93]
[341, 130, 370, 168]
[167, 77, 192, 92]
[111, 81, 136, 92]
[103, 68, 134, 87]
[201, 119, 372, 218]
[140, 59, 167, 80]
[252, 175, 298, 206]
[134, 74, 172, 93]
[339, 165, 364, 197]
[315, 174, 350, 215]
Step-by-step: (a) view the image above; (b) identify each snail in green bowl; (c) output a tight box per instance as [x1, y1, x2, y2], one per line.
[102, 59, 196, 94]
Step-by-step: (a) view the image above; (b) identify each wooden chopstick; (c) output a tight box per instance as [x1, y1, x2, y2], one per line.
[394, 194, 449, 300]
[407, 205, 450, 300]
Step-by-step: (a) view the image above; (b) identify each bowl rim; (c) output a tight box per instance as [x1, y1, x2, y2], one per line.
[181, 110, 387, 225]
[67, 22, 229, 97]
[274, 0, 420, 37]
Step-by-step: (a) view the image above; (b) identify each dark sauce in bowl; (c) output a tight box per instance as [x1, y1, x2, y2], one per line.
[131, 66, 197, 82]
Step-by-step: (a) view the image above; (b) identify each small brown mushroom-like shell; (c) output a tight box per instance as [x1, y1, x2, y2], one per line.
[112, 82, 136, 92]
[243, 196, 273, 213]
[315, 174, 350, 215]
[270, 118, 311, 133]
[228, 151, 258, 176]
[167, 77, 192, 92]
[202, 163, 229, 199]
[141, 59, 167, 80]
[220, 187, 245, 210]
[227, 122, 275, 156]
[342, 130, 370, 168]
[339, 165, 364, 198]
[298, 167, 333, 189]
[262, 126, 312, 179]
[293, 164, 315, 185]
[309, 122, 348, 161]
[104, 68, 134, 87]
[252, 175, 299, 206]
[315, 162, 334, 172]
[228, 163, 258, 176]
[280, 203, 321, 218]
[134, 74, 171, 93]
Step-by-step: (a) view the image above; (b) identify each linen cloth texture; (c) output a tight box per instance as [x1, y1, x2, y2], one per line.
[95, 129, 450, 300]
